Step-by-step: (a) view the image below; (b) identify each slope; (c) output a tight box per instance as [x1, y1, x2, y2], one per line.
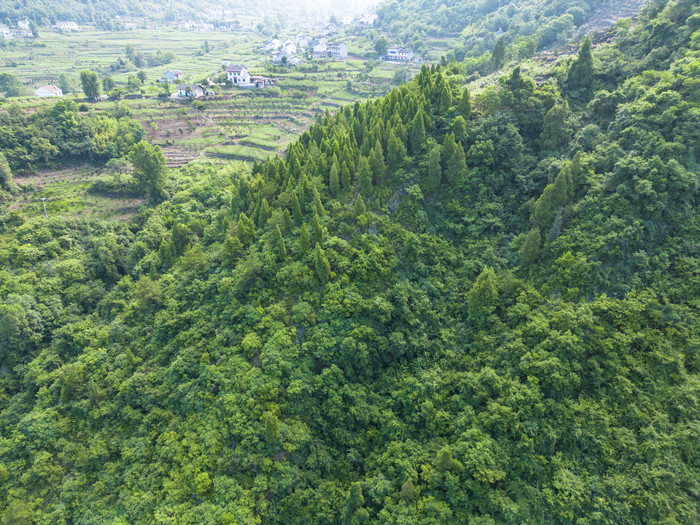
[0, 0, 698, 523]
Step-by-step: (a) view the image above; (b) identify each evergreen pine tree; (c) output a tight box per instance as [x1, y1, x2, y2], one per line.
[409, 111, 426, 153]
[443, 132, 466, 184]
[370, 140, 386, 185]
[519, 227, 541, 265]
[222, 235, 242, 266]
[329, 163, 340, 197]
[291, 192, 302, 223]
[492, 36, 506, 70]
[358, 156, 373, 197]
[564, 36, 593, 97]
[312, 212, 323, 245]
[354, 194, 366, 217]
[386, 130, 406, 171]
[425, 146, 442, 193]
[457, 87, 472, 119]
[274, 225, 286, 260]
[313, 187, 326, 216]
[282, 209, 293, 231]
[341, 161, 352, 190]
[314, 243, 330, 284]
[300, 223, 311, 251]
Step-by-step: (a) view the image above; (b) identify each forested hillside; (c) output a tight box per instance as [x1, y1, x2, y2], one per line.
[379, 0, 641, 72]
[1, 0, 698, 523]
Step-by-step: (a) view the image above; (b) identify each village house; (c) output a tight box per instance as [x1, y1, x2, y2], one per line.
[17, 20, 30, 30]
[495, 27, 504, 38]
[310, 37, 328, 57]
[263, 39, 281, 52]
[176, 84, 205, 98]
[385, 47, 414, 61]
[294, 34, 313, 48]
[11, 29, 32, 38]
[314, 22, 338, 36]
[0, 25, 12, 39]
[249, 76, 274, 88]
[54, 21, 79, 31]
[192, 23, 214, 32]
[272, 53, 303, 66]
[163, 70, 184, 83]
[35, 85, 63, 97]
[227, 64, 251, 84]
[329, 42, 348, 58]
[281, 40, 297, 55]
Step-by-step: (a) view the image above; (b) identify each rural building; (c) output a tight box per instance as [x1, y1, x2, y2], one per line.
[495, 27, 504, 37]
[310, 38, 328, 57]
[385, 47, 414, 61]
[10, 29, 32, 38]
[264, 39, 281, 51]
[163, 70, 184, 83]
[17, 20, 30, 29]
[329, 42, 348, 58]
[55, 21, 79, 31]
[314, 23, 338, 36]
[294, 34, 313, 48]
[249, 76, 274, 88]
[227, 64, 251, 84]
[272, 53, 303, 66]
[35, 85, 63, 97]
[176, 84, 204, 98]
[192, 23, 214, 32]
[281, 40, 297, 55]
[0, 25, 11, 39]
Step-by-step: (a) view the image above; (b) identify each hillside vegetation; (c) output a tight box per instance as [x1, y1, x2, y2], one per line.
[0, 0, 698, 523]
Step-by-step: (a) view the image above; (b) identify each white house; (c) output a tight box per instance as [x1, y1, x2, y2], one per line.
[0, 25, 12, 39]
[11, 29, 32, 38]
[272, 53, 303, 66]
[192, 23, 214, 32]
[55, 21, 79, 31]
[329, 42, 348, 58]
[35, 85, 63, 97]
[263, 39, 281, 51]
[385, 47, 414, 61]
[294, 34, 313, 48]
[281, 40, 297, 55]
[17, 20, 30, 30]
[163, 70, 183, 83]
[310, 38, 328, 57]
[227, 64, 251, 84]
[176, 84, 204, 98]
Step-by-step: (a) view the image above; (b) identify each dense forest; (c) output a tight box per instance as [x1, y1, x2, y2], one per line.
[379, 0, 631, 71]
[1, 0, 699, 522]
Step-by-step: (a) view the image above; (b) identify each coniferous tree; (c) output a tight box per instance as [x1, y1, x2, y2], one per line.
[237, 212, 256, 245]
[342, 482, 368, 525]
[442, 132, 466, 184]
[370, 140, 386, 185]
[540, 103, 572, 149]
[358, 156, 373, 197]
[313, 187, 325, 216]
[300, 223, 311, 251]
[329, 163, 340, 197]
[457, 87, 472, 119]
[274, 225, 286, 260]
[341, 162, 352, 190]
[282, 209, 293, 231]
[291, 192, 302, 223]
[491, 36, 506, 70]
[387, 130, 406, 171]
[314, 243, 330, 284]
[312, 212, 323, 245]
[425, 146, 442, 193]
[222, 235, 242, 266]
[409, 111, 426, 154]
[519, 227, 541, 265]
[564, 36, 593, 97]
[354, 195, 366, 217]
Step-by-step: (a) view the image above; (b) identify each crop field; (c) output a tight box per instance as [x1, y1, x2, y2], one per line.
[1, 25, 422, 221]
